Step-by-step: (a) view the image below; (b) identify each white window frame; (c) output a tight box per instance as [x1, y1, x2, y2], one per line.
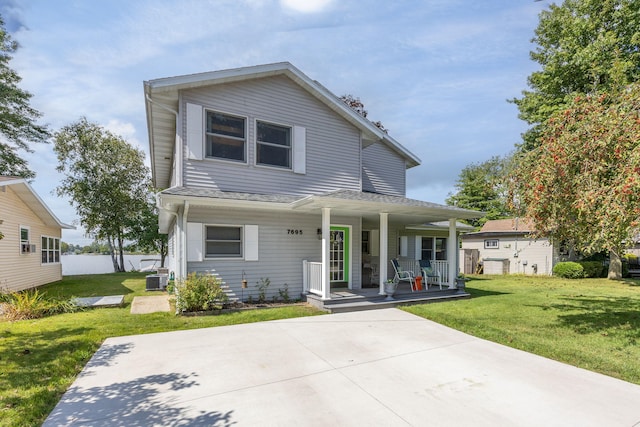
[255, 119, 292, 170]
[204, 109, 248, 163]
[204, 224, 244, 259]
[484, 239, 499, 249]
[20, 226, 31, 254]
[41, 235, 61, 264]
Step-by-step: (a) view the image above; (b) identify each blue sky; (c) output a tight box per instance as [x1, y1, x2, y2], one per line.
[3, 0, 545, 245]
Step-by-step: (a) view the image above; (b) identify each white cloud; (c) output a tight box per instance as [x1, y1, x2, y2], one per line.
[280, 0, 333, 13]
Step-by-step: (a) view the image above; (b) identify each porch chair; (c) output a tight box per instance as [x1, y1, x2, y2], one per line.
[391, 258, 418, 291]
[419, 260, 443, 290]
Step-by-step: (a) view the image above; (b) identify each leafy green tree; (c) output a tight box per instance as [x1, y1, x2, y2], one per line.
[512, 0, 640, 150]
[0, 16, 50, 178]
[446, 155, 512, 228]
[54, 118, 151, 272]
[126, 196, 168, 267]
[510, 84, 640, 279]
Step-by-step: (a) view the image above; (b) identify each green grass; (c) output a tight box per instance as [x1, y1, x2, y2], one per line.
[402, 274, 640, 385]
[0, 273, 323, 427]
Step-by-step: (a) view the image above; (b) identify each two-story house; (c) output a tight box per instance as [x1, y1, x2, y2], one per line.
[144, 62, 480, 302]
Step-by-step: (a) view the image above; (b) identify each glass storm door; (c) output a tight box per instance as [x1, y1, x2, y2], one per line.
[330, 226, 350, 283]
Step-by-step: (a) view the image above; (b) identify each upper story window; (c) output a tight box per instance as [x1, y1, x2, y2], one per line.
[205, 111, 246, 162]
[256, 121, 291, 168]
[484, 239, 499, 249]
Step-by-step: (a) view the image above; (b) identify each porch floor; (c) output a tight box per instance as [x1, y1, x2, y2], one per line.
[303, 284, 470, 313]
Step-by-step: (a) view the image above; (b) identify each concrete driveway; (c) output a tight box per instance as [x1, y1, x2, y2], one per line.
[45, 309, 640, 426]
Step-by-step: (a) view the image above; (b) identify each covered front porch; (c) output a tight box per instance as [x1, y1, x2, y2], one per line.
[295, 190, 480, 301]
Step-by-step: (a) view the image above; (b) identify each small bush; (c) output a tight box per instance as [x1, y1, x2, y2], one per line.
[175, 273, 228, 313]
[256, 277, 271, 304]
[578, 261, 604, 278]
[1, 289, 80, 321]
[553, 262, 584, 279]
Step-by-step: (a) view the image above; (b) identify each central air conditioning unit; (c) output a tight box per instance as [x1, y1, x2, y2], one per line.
[146, 274, 168, 291]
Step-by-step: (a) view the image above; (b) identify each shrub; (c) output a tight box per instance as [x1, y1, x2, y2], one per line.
[1, 289, 80, 321]
[552, 262, 585, 279]
[256, 277, 271, 304]
[578, 261, 604, 278]
[175, 273, 228, 313]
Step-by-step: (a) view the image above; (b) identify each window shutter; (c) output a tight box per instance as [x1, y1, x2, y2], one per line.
[400, 236, 408, 257]
[186, 103, 203, 160]
[415, 236, 422, 260]
[187, 222, 203, 262]
[370, 229, 379, 256]
[244, 225, 259, 261]
[292, 125, 306, 174]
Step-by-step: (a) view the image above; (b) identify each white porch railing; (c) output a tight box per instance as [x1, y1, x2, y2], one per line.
[303, 260, 322, 296]
[432, 260, 449, 283]
[396, 258, 450, 283]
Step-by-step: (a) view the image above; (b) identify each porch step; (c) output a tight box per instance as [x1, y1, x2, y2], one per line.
[304, 289, 469, 313]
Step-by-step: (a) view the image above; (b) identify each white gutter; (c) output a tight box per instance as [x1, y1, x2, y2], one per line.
[145, 93, 182, 188]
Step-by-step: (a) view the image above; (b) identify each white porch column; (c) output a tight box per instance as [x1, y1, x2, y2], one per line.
[321, 207, 331, 300]
[379, 212, 389, 295]
[448, 218, 457, 289]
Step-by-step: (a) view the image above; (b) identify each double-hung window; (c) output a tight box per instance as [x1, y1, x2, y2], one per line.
[20, 226, 30, 254]
[256, 121, 291, 168]
[205, 111, 246, 162]
[42, 236, 60, 264]
[205, 226, 242, 258]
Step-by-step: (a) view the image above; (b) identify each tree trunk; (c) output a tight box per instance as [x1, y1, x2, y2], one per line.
[107, 237, 120, 273]
[160, 240, 167, 268]
[608, 249, 622, 280]
[117, 235, 126, 272]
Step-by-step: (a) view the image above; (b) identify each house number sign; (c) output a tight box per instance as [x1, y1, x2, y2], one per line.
[287, 229, 303, 235]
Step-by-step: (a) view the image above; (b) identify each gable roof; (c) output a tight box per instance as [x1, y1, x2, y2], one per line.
[480, 218, 534, 233]
[144, 62, 421, 189]
[0, 177, 74, 229]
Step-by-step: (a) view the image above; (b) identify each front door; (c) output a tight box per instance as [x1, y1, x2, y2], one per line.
[330, 226, 350, 285]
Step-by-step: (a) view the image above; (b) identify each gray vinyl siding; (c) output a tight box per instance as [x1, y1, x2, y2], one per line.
[362, 142, 406, 196]
[186, 206, 361, 301]
[181, 75, 362, 196]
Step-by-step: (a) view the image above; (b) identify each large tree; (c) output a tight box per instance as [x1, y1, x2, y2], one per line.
[127, 196, 168, 267]
[446, 155, 512, 228]
[512, 0, 640, 151]
[0, 16, 50, 178]
[54, 118, 151, 272]
[510, 84, 640, 279]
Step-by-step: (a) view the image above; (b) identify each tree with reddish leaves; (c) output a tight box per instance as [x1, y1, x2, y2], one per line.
[510, 84, 640, 279]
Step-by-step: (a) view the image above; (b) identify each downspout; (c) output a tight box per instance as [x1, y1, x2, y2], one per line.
[182, 201, 190, 280]
[156, 193, 180, 278]
[145, 94, 183, 187]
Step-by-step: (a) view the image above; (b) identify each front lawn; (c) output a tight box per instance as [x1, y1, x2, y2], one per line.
[403, 275, 640, 385]
[0, 273, 322, 427]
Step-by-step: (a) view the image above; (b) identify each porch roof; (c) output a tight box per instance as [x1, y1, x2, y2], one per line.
[158, 187, 483, 232]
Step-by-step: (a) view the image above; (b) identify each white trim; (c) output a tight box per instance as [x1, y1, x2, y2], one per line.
[40, 235, 61, 265]
[254, 118, 293, 171]
[186, 222, 203, 262]
[244, 225, 259, 261]
[186, 103, 203, 160]
[292, 125, 306, 174]
[202, 108, 248, 164]
[203, 223, 244, 260]
[330, 224, 353, 288]
[414, 236, 422, 261]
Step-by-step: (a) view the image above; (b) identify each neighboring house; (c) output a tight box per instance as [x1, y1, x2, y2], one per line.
[0, 176, 74, 292]
[144, 62, 481, 301]
[460, 218, 570, 276]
